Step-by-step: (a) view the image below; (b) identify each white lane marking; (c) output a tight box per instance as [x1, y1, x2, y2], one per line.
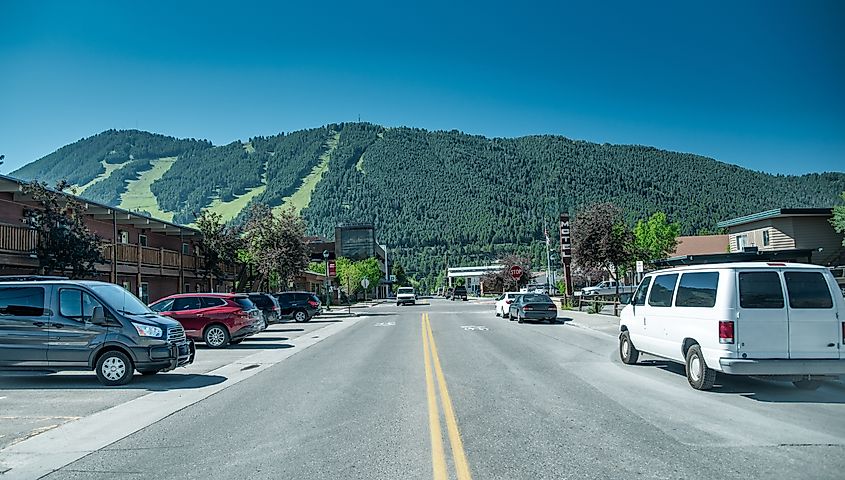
[460, 325, 489, 331]
[0, 316, 363, 480]
[0, 397, 6, 401]
[374, 322, 396, 327]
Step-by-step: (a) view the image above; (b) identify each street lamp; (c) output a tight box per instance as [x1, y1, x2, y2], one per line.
[323, 249, 331, 311]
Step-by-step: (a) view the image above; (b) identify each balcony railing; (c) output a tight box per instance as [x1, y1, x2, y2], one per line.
[0, 223, 38, 253]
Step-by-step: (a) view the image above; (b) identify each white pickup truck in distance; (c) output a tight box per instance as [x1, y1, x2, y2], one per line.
[396, 287, 416, 306]
[581, 280, 635, 296]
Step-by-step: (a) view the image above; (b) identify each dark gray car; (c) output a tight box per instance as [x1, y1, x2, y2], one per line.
[0, 278, 194, 385]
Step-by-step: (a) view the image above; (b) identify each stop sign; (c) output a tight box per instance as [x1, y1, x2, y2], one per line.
[510, 265, 523, 280]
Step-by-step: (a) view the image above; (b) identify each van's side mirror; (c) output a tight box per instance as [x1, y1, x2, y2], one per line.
[91, 306, 107, 326]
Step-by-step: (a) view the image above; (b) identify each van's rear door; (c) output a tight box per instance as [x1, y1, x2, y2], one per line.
[736, 270, 789, 359]
[783, 270, 840, 359]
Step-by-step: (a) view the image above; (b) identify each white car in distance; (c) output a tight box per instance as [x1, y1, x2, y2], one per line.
[495, 292, 522, 318]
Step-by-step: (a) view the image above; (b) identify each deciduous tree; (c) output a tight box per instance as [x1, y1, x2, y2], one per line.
[242, 204, 309, 290]
[831, 192, 845, 246]
[572, 203, 635, 295]
[633, 212, 681, 263]
[22, 181, 104, 278]
[195, 210, 242, 281]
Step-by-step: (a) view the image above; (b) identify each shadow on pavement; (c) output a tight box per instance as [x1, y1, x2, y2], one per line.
[359, 312, 398, 317]
[635, 359, 845, 404]
[269, 328, 305, 333]
[247, 336, 289, 341]
[0, 372, 228, 391]
[226, 343, 294, 350]
[307, 319, 343, 323]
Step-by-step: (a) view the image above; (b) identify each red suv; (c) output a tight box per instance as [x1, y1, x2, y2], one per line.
[149, 293, 262, 348]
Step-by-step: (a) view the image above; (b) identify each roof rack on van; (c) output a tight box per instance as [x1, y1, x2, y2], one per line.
[654, 248, 815, 268]
[0, 275, 70, 281]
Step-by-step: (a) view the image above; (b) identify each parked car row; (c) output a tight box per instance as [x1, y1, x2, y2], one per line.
[494, 292, 558, 323]
[0, 276, 323, 386]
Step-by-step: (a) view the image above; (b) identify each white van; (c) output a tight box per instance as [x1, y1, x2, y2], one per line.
[619, 262, 845, 390]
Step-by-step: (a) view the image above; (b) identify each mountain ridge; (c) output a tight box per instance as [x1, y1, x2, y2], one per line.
[11, 123, 845, 287]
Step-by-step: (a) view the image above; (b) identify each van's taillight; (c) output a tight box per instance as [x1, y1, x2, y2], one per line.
[719, 321, 735, 344]
[308, 300, 319, 308]
[506, 300, 513, 304]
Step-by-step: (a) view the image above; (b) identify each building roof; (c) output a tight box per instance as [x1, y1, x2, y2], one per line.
[673, 235, 729, 256]
[654, 248, 815, 267]
[0, 173, 201, 237]
[716, 208, 833, 229]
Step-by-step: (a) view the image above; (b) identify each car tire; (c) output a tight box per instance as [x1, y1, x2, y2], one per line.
[203, 324, 230, 348]
[619, 331, 639, 365]
[495, 310, 501, 317]
[685, 344, 716, 390]
[137, 368, 161, 376]
[396, 303, 401, 306]
[95, 350, 134, 386]
[294, 310, 309, 323]
[793, 379, 823, 390]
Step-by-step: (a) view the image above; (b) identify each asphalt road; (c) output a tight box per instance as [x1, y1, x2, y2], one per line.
[20, 300, 845, 479]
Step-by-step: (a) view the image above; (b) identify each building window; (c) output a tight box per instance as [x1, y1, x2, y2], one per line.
[736, 234, 748, 251]
[138, 234, 148, 247]
[118, 230, 129, 244]
[762, 230, 770, 247]
[139, 282, 149, 304]
[122, 281, 131, 291]
[184, 283, 191, 293]
[182, 243, 190, 255]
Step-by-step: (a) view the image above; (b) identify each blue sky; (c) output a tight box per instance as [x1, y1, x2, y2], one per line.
[1, 0, 843, 175]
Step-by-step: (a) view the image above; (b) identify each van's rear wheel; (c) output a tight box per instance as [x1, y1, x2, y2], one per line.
[793, 379, 823, 390]
[685, 344, 716, 390]
[95, 351, 134, 386]
[619, 331, 639, 365]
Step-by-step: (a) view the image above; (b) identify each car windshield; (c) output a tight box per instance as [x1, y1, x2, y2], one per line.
[398, 288, 414, 294]
[90, 284, 152, 315]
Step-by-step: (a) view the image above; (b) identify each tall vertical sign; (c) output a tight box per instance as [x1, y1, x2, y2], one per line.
[559, 214, 573, 296]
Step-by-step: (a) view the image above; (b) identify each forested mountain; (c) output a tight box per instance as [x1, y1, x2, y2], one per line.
[12, 123, 845, 287]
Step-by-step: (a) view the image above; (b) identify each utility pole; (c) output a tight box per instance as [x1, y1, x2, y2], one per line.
[544, 219, 552, 294]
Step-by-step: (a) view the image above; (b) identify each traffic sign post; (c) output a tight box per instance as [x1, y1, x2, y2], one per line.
[361, 278, 370, 301]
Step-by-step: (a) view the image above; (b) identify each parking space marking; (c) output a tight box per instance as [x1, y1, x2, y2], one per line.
[374, 322, 396, 327]
[460, 325, 489, 331]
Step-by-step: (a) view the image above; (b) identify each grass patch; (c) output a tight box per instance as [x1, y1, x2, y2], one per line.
[205, 183, 267, 223]
[274, 132, 339, 215]
[76, 159, 131, 193]
[118, 157, 178, 221]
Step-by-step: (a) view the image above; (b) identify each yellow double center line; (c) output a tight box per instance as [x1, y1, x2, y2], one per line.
[422, 313, 472, 480]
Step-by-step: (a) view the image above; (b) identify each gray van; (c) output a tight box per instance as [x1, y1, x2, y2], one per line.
[0, 277, 194, 385]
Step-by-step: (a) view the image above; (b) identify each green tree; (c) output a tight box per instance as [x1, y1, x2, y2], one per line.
[633, 212, 681, 263]
[308, 261, 326, 274]
[831, 192, 845, 246]
[242, 204, 309, 290]
[356, 257, 383, 297]
[195, 210, 242, 281]
[22, 181, 104, 278]
[392, 262, 409, 289]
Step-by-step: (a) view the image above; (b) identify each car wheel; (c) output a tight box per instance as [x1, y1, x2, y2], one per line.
[95, 350, 134, 386]
[793, 379, 823, 390]
[619, 331, 639, 365]
[294, 310, 309, 323]
[685, 344, 716, 390]
[137, 368, 161, 376]
[495, 309, 501, 317]
[204, 324, 230, 348]
[396, 303, 401, 306]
